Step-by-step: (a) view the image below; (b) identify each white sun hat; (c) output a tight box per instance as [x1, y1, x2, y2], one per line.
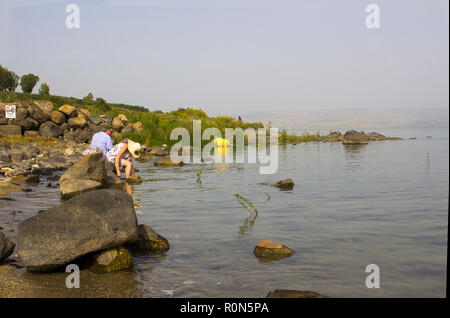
[127, 140, 142, 159]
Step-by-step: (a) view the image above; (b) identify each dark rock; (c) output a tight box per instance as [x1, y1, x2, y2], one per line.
[263, 178, 294, 190]
[0, 125, 22, 136]
[39, 121, 63, 138]
[148, 147, 169, 156]
[51, 111, 66, 125]
[18, 189, 138, 272]
[29, 104, 50, 123]
[0, 150, 10, 162]
[342, 130, 369, 144]
[0, 231, 15, 261]
[266, 290, 321, 298]
[85, 247, 132, 273]
[126, 224, 170, 253]
[253, 240, 294, 260]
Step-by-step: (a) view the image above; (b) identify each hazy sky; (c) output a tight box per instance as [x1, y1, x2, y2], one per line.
[0, 0, 448, 128]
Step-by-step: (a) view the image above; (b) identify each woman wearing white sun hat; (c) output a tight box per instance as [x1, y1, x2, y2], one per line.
[106, 139, 141, 178]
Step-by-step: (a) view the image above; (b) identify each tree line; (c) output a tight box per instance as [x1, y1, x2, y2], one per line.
[0, 65, 47, 95]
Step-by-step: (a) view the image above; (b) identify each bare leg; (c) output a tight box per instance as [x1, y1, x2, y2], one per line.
[123, 160, 132, 178]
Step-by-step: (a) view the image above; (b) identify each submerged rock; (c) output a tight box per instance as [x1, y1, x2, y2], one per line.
[253, 240, 294, 260]
[126, 224, 169, 253]
[126, 174, 143, 185]
[263, 178, 294, 190]
[18, 189, 138, 272]
[266, 290, 321, 298]
[0, 231, 15, 261]
[88, 247, 132, 273]
[154, 158, 184, 167]
[148, 147, 169, 156]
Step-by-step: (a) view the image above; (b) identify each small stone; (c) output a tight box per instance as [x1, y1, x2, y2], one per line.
[253, 240, 294, 260]
[126, 174, 143, 184]
[89, 247, 132, 273]
[126, 224, 170, 253]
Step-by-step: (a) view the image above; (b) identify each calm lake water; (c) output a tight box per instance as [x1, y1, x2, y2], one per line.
[1, 128, 448, 297]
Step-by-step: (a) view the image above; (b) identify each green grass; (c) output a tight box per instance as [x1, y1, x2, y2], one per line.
[0, 92, 263, 147]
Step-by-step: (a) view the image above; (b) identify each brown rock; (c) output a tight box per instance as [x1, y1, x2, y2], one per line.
[58, 104, 76, 117]
[51, 111, 66, 125]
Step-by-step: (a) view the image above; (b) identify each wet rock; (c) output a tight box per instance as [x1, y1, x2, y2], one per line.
[0, 231, 15, 261]
[87, 247, 132, 273]
[154, 158, 184, 166]
[18, 189, 138, 272]
[263, 178, 294, 190]
[105, 169, 122, 189]
[0, 125, 22, 136]
[148, 147, 169, 156]
[342, 130, 369, 144]
[126, 174, 143, 184]
[58, 104, 76, 117]
[24, 174, 40, 185]
[266, 290, 321, 298]
[253, 240, 294, 260]
[50, 111, 66, 125]
[126, 224, 170, 253]
[39, 121, 63, 138]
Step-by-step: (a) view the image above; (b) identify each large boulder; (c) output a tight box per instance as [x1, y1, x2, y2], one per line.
[39, 121, 63, 138]
[29, 103, 50, 123]
[112, 117, 123, 131]
[18, 189, 139, 272]
[117, 114, 128, 125]
[33, 100, 54, 115]
[51, 111, 66, 125]
[78, 109, 92, 119]
[13, 118, 38, 131]
[0, 231, 15, 261]
[342, 130, 369, 144]
[121, 124, 133, 134]
[58, 104, 77, 117]
[60, 179, 103, 198]
[126, 224, 169, 253]
[68, 117, 87, 129]
[59, 152, 107, 189]
[0, 125, 22, 136]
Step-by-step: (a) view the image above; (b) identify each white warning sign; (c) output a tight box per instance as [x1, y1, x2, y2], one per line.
[5, 104, 16, 119]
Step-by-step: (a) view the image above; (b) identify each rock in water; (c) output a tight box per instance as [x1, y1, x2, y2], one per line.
[18, 189, 138, 272]
[253, 240, 294, 260]
[148, 147, 169, 156]
[126, 224, 170, 253]
[88, 247, 132, 273]
[342, 130, 369, 144]
[154, 158, 184, 166]
[266, 290, 321, 298]
[60, 179, 103, 199]
[0, 231, 15, 261]
[263, 178, 294, 190]
[126, 174, 143, 184]
[59, 152, 107, 197]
